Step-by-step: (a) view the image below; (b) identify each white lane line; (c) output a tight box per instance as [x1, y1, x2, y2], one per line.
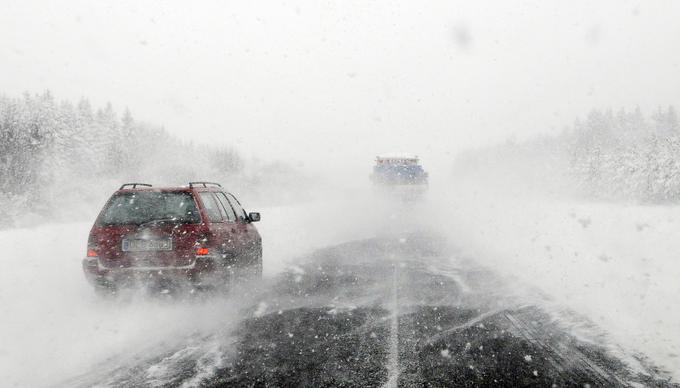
[384, 263, 400, 387]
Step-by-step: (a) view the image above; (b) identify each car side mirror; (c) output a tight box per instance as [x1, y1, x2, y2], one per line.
[248, 212, 261, 222]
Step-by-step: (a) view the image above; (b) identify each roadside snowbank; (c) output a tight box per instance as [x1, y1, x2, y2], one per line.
[433, 188, 680, 379]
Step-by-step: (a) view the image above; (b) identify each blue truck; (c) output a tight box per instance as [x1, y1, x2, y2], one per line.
[370, 154, 428, 186]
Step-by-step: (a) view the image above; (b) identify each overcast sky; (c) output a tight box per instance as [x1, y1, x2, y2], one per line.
[2, 0, 680, 172]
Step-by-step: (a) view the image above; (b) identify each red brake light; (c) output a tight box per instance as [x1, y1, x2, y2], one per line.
[196, 247, 209, 256]
[87, 249, 98, 257]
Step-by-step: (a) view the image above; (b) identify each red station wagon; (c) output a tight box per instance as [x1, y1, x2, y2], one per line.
[82, 182, 262, 293]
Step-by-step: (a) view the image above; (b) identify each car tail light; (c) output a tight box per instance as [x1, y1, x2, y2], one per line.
[87, 242, 98, 257]
[194, 234, 210, 256]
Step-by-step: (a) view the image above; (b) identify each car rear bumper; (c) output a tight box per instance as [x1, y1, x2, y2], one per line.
[82, 255, 225, 289]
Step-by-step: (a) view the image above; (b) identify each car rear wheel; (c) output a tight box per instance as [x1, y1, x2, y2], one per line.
[94, 284, 117, 298]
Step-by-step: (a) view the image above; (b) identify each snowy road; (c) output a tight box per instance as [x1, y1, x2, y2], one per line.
[63, 233, 674, 387]
[1, 192, 679, 386]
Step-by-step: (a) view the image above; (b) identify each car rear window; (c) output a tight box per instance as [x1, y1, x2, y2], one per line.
[98, 191, 201, 226]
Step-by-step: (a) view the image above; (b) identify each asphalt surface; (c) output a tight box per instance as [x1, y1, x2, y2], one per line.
[67, 233, 678, 387]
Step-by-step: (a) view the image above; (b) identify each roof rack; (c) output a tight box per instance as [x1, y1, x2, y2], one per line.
[119, 183, 153, 190]
[188, 181, 222, 188]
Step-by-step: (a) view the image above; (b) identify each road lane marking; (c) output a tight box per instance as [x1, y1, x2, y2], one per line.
[385, 263, 400, 387]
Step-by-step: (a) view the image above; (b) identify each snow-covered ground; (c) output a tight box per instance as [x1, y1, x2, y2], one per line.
[0, 199, 380, 387]
[431, 186, 680, 380]
[1, 185, 679, 385]
[0, 221, 242, 387]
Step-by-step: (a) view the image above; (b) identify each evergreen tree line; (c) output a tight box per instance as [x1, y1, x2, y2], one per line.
[568, 106, 680, 201]
[453, 106, 680, 202]
[0, 91, 244, 225]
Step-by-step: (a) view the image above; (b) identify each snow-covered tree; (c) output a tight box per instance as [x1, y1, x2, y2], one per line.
[0, 91, 246, 226]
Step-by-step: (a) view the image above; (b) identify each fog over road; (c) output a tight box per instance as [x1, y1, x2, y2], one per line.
[66, 231, 676, 387]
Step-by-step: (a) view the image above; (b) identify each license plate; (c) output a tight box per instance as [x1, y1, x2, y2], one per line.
[122, 238, 172, 252]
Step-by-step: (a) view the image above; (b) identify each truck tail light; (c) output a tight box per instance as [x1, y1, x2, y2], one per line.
[196, 247, 210, 256]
